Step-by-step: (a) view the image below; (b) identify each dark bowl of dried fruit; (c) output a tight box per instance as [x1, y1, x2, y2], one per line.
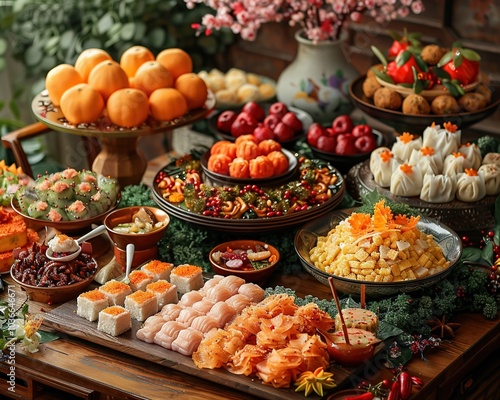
[209, 240, 280, 285]
[10, 242, 98, 304]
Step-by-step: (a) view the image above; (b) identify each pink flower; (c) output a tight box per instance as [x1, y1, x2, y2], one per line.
[186, 0, 424, 42]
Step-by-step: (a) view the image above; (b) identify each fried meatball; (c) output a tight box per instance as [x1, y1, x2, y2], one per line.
[458, 92, 488, 112]
[373, 87, 402, 110]
[402, 94, 431, 115]
[366, 63, 385, 79]
[362, 77, 382, 98]
[431, 94, 460, 115]
[475, 83, 492, 103]
[420, 45, 448, 66]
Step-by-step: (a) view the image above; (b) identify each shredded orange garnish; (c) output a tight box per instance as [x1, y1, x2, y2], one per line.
[348, 213, 372, 232]
[398, 132, 414, 144]
[347, 200, 420, 236]
[399, 164, 413, 174]
[380, 150, 393, 162]
[420, 146, 434, 156]
[465, 168, 478, 176]
[443, 121, 458, 133]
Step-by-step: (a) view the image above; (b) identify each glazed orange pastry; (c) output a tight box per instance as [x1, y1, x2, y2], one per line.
[207, 154, 232, 175]
[210, 140, 237, 159]
[229, 157, 250, 178]
[258, 139, 282, 155]
[236, 140, 259, 161]
[249, 155, 274, 179]
[235, 134, 259, 145]
[266, 151, 289, 175]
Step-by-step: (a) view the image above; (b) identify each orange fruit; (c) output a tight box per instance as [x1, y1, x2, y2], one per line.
[149, 88, 188, 121]
[156, 48, 193, 80]
[45, 64, 84, 106]
[74, 48, 112, 82]
[59, 83, 105, 124]
[106, 88, 150, 128]
[88, 60, 129, 102]
[174, 73, 208, 110]
[120, 45, 155, 78]
[133, 61, 174, 96]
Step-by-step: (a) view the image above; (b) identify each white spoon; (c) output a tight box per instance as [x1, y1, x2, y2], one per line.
[45, 225, 107, 262]
[123, 243, 135, 282]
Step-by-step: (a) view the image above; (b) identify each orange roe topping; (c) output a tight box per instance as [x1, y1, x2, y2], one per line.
[465, 168, 478, 176]
[443, 121, 458, 133]
[128, 290, 155, 304]
[451, 152, 465, 158]
[101, 281, 131, 294]
[0, 212, 26, 235]
[147, 280, 174, 293]
[420, 146, 435, 156]
[380, 150, 393, 162]
[81, 289, 107, 301]
[102, 306, 128, 316]
[399, 164, 413, 174]
[398, 132, 414, 144]
[172, 264, 202, 278]
[128, 270, 151, 284]
[143, 260, 173, 274]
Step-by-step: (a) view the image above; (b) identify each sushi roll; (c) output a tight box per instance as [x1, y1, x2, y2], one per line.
[141, 260, 173, 282]
[170, 264, 204, 295]
[78, 169, 98, 185]
[97, 306, 131, 336]
[99, 280, 132, 306]
[59, 168, 81, 187]
[47, 181, 74, 208]
[146, 280, 178, 310]
[77, 289, 109, 322]
[124, 290, 157, 322]
[27, 200, 50, 220]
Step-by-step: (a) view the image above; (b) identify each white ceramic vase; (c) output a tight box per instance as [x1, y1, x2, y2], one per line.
[276, 30, 358, 124]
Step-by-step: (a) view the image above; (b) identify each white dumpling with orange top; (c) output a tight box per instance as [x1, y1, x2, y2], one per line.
[455, 168, 486, 202]
[390, 163, 423, 197]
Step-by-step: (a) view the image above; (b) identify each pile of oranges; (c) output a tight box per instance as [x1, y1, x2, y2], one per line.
[44, 46, 208, 128]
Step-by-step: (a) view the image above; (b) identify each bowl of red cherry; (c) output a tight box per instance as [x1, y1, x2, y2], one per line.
[209, 101, 313, 149]
[306, 114, 385, 174]
[209, 240, 280, 285]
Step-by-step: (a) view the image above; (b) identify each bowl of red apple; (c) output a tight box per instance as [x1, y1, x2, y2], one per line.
[306, 114, 385, 174]
[209, 101, 313, 149]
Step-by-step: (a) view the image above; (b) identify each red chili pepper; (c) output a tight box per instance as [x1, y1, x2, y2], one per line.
[345, 392, 374, 400]
[386, 50, 422, 84]
[399, 371, 413, 399]
[387, 381, 401, 400]
[411, 376, 423, 386]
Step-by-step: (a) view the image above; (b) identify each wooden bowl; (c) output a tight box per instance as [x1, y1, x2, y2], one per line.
[10, 262, 97, 304]
[104, 206, 170, 251]
[209, 240, 280, 285]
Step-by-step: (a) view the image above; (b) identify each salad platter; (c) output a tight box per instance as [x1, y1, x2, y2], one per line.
[152, 153, 346, 232]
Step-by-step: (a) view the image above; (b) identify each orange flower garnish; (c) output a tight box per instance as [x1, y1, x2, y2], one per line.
[420, 146, 435, 156]
[380, 150, 393, 162]
[348, 213, 372, 232]
[430, 122, 436, 127]
[398, 132, 414, 144]
[451, 152, 465, 158]
[373, 200, 393, 231]
[465, 168, 478, 176]
[443, 122, 458, 133]
[399, 164, 413, 174]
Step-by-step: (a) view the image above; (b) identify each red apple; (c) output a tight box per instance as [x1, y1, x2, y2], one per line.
[263, 114, 281, 130]
[269, 102, 289, 119]
[281, 112, 303, 133]
[231, 113, 257, 137]
[273, 122, 294, 142]
[253, 125, 275, 142]
[332, 115, 353, 134]
[325, 127, 338, 137]
[306, 123, 325, 147]
[316, 135, 337, 153]
[354, 135, 377, 153]
[336, 134, 358, 155]
[352, 124, 373, 138]
[242, 101, 266, 122]
[216, 110, 237, 134]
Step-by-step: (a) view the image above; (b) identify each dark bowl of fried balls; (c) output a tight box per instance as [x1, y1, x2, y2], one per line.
[350, 75, 500, 134]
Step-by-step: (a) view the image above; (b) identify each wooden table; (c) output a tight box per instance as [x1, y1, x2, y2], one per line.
[1, 153, 499, 400]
